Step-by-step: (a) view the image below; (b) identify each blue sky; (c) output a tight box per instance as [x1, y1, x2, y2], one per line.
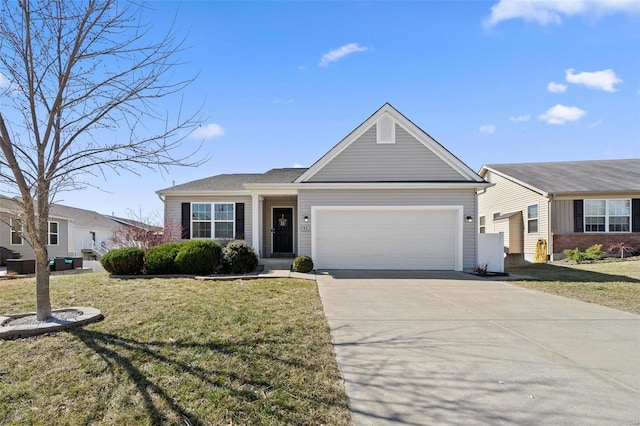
[18, 1, 640, 220]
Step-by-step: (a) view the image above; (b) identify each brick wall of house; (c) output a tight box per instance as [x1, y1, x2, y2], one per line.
[552, 233, 640, 255]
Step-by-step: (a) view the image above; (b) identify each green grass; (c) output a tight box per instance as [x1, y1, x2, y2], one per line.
[507, 259, 640, 314]
[0, 274, 351, 425]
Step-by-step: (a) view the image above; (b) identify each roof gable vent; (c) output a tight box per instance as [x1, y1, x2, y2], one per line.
[376, 114, 395, 144]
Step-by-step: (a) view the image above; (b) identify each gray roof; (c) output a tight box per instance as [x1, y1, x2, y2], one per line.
[0, 195, 121, 230]
[158, 168, 308, 193]
[51, 204, 121, 230]
[483, 159, 640, 194]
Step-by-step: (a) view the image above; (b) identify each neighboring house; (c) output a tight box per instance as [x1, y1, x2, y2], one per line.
[157, 103, 490, 271]
[51, 204, 122, 260]
[0, 196, 71, 261]
[478, 159, 640, 264]
[0, 195, 123, 262]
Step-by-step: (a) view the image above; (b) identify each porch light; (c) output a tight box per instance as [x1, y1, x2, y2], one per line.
[304, 215, 309, 223]
[466, 216, 473, 223]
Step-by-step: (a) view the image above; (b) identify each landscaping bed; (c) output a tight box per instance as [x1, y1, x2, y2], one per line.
[0, 273, 350, 425]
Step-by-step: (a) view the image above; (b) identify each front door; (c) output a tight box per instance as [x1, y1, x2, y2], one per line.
[273, 208, 293, 254]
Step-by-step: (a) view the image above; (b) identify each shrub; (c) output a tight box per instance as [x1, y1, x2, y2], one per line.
[292, 255, 314, 273]
[221, 240, 259, 274]
[100, 247, 145, 275]
[584, 244, 604, 260]
[174, 240, 221, 275]
[563, 244, 604, 263]
[562, 248, 584, 262]
[145, 242, 184, 275]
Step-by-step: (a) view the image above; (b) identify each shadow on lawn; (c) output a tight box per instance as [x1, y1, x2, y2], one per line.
[508, 262, 640, 283]
[70, 328, 347, 425]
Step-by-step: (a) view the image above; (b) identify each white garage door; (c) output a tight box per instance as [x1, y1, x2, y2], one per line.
[313, 207, 461, 270]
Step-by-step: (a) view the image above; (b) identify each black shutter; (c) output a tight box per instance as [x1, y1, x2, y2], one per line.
[181, 203, 190, 239]
[235, 202, 245, 240]
[573, 199, 584, 233]
[632, 199, 640, 232]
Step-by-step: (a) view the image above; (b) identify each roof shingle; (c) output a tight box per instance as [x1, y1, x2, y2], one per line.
[483, 159, 640, 194]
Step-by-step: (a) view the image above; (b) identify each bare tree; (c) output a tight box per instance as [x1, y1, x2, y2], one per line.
[107, 208, 180, 251]
[0, 0, 205, 320]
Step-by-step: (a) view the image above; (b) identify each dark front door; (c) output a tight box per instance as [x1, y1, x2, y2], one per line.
[273, 208, 293, 253]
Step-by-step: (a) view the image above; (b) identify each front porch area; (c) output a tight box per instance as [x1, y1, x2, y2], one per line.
[251, 193, 299, 259]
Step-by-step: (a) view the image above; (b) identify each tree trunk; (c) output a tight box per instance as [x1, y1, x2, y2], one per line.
[33, 238, 51, 320]
[35, 253, 52, 320]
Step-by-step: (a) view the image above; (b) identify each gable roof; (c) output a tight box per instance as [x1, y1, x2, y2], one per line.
[50, 204, 121, 230]
[295, 103, 484, 183]
[0, 195, 122, 230]
[480, 159, 640, 195]
[157, 168, 308, 194]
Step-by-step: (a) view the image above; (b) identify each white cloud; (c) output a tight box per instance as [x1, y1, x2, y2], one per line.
[319, 43, 369, 67]
[479, 125, 496, 135]
[538, 104, 586, 125]
[293, 163, 305, 168]
[510, 114, 531, 123]
[547, 82, 567, 93]
[190, 123, 225, 139]
[565, 68, 622, 92]
[484, 0, 639, 27]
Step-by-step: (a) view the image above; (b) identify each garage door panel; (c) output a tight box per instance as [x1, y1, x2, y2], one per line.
[314, 208, 459, 270]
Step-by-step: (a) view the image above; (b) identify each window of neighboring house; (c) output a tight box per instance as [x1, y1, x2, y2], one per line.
[492, 212, 500, 220]
[527, 204, 539, 234]
[10, 218, 23, 245]
[585, 199, 630, 233]
[191, 203, 212, 239]
[479, 216, 486, 234]
[214, 203, 234, 239]
[48, 221, 59, 245]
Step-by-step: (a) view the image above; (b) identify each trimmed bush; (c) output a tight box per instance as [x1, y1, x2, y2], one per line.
[221, 240, 259, 274]
[563, 244, 604, 263]
[174, 240, 221, 275]
[100, 247, 145, 275]
[145, 242, 184, 275]
[292, 255, 314, 273]
[584, 244, 604, 260]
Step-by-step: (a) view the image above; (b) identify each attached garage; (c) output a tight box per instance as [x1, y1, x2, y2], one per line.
[312, 206, 463, 270]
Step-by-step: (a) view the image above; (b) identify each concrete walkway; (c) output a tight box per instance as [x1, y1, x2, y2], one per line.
[316, 270, 640, 426]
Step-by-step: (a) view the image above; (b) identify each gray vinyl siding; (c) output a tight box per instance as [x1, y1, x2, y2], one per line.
[307, 125, 466, 182]
[478, 171, 549, 261]
[298, 188, 477, 269]
[163, 195, 253, 245]
[0, 213, 69, 259]
[262, 197, 297, 257]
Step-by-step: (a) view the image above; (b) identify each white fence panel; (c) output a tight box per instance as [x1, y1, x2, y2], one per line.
[477, 232, 504, 273]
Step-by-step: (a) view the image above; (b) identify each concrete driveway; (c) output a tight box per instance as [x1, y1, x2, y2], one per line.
[316, 271, 640, 426]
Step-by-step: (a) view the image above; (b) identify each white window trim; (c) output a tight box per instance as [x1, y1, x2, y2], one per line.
[527, 204, 539, 234]
[48, 221, 59, 246]
[213, 202, 235, 240]
[479, 216, 486, 234]
[191, 202, 212, 239]
[10, 218, 23, 246]
[584, 199, 631, 234]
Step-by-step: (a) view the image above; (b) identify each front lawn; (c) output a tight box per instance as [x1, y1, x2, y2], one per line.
[0, 274, 351, 425]
[507, 259, 640, 314]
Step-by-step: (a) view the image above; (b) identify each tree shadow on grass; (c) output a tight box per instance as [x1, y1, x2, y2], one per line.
[70, 328, 349, 425]
[507, 262, 640, 283]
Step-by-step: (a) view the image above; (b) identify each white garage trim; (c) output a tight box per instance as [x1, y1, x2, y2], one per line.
[311, 205, 464, 271]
